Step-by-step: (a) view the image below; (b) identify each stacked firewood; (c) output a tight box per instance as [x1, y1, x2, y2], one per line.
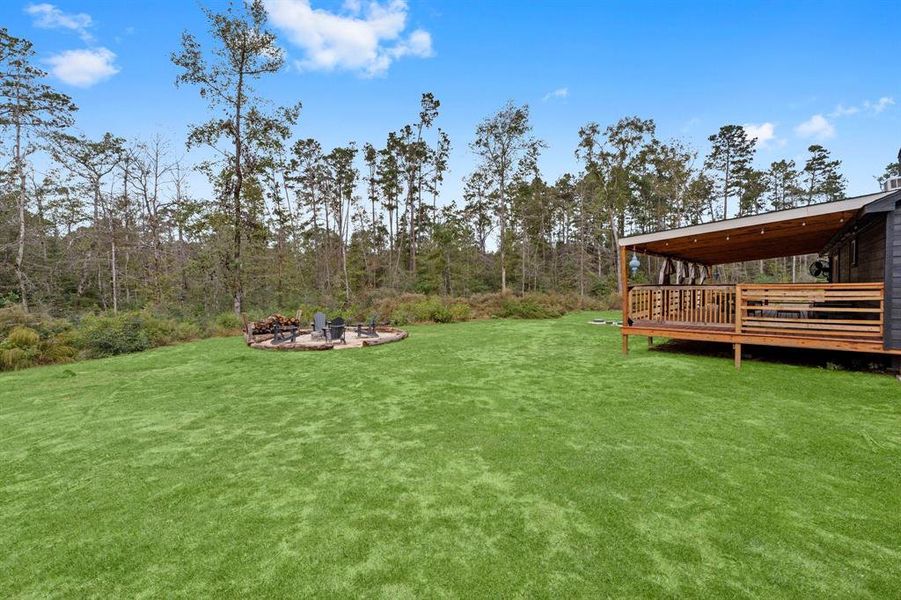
[250, 313, 301, 334]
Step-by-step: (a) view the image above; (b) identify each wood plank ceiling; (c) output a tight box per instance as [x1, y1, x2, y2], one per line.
[625, 209, 859, 265]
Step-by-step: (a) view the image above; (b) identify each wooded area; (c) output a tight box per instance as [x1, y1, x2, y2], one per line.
[2, 1, 899, 320]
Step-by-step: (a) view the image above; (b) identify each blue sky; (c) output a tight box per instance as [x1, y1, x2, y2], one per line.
[5, 0, 901, 206]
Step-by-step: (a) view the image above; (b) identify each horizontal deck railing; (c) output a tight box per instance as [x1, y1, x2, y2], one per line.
[739, 283, 883, 340]
[629, 282, 884, 341]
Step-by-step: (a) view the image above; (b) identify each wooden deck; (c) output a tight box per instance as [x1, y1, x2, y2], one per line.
[623, 283, 899, 366]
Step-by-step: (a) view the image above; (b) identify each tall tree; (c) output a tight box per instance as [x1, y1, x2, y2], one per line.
[171, 0, 300, 315]
[378, 134, 403, 282]
[50, 132, 125, 309]
[705, 125, 755, 220]
[0, 28, 76, 311]
[737, 168, 767, 216]
[577, 117, 655, 292]
[471, 101, 542, 293]
[324, 144, 358, 302]
[765, 159, 801, 211]
[462, 168, 493, 258]
[802, 145, 845, 204]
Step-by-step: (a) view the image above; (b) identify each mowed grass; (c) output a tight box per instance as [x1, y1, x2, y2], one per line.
[1, 313, 899, 598]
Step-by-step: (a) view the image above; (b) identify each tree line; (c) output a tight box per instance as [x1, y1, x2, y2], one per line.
[2, 1, 897, 318]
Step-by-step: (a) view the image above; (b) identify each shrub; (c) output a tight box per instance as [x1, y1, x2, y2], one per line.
[38, 338, 76, 364]
[0, 347, 29, 370]
[0, 325, 75, 371]
[0, 306, 71, 339]
[377, 291, 601, 324]
[7, 326, 40, 348]
[75, 313, 152, 358]
[497, 296, 563, 319]
[175, 321, 202, 341]
[211, 311, 243, 336]
[430, 304, 454, 323]
[140, 315, 180, 347]
[448, 302, 471, 322]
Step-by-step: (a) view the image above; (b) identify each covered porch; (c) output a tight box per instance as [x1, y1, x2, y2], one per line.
[617, 193, 899, 367]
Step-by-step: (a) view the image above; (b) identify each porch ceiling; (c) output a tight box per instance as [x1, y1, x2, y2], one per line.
[619, 191, 893, 265]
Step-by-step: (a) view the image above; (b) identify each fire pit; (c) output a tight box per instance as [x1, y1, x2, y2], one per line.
[242, 313, 407, 351]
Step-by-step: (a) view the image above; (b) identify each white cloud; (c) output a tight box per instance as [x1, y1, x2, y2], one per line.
[864, 96, 894, 114]
[542, 87, 568, 102]
[828, 104, 859, 118]
[829, 96, 895, 118]
[742, 122, 776, 147]
[46, 47, 119, 87]
[25, 3, 94, 42]
[265, 0, 433, 77]
[794, 114, 835, 140]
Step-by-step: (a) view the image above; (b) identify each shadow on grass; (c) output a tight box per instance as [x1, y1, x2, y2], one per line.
[650, 339, 897, 375]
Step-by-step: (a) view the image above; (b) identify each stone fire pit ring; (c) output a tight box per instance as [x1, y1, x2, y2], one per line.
[246, 326, 407, 351]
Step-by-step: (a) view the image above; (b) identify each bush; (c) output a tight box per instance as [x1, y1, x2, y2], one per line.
[75, 313, 152, 358]
[376, 292, 596, 324]
[74, 311, 204, 357]
[448, 302, 471, 322]
[6, 326, 40, 348]
[175, 321, 202, 341]
[497, 297, 563, 319]
[0, 347, 28, 370]
[0, 325, 75, 371]
[211, 311, 243, 336]
[0, 306, 72, 339]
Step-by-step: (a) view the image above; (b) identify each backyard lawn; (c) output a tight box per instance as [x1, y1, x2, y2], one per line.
[1, 313, 899, 597]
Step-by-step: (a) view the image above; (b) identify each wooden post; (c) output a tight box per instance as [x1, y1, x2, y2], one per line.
[620, 245, 629, 354]
[647, 336, 654, 348]
[734, 284, 742, 369]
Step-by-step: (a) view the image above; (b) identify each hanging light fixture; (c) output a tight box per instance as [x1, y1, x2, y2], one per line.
[629, 252, 641, 274]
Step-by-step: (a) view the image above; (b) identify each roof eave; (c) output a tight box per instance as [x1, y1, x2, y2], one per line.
[618, 192, 893, 248]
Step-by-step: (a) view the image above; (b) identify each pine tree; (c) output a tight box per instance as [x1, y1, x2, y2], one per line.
[802, 145, 846, 204]
[766, 160, 801, 211]
[704, 125, 755, 220]
[171, 0, 300, 315]
[0, 28, 76, 311]
[470, 102, 542, 293]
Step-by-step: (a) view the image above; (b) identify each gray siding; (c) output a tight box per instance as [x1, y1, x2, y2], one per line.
[829, 218, 885, 283]
[888, 207, 901, 350]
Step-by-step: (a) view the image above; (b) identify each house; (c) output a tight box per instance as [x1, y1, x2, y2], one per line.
[617, 189, 901, 369]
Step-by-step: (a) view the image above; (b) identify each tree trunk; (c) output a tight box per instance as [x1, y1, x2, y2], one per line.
[610, 212, 622, 294]
[14, 119, 28, 312]
[499, 171, 507, 293]
[232, 53, 245, 317]
[110, 220, 118, 313]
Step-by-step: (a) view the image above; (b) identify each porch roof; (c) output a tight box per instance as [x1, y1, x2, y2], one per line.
[619, 191, 900, 265]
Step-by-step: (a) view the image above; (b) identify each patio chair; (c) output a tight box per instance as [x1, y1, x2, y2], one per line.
[311, 312, 327, 340]
[356, 316, 379, 338]
[271, 321, 298, 344]
[327, 317, 346, 344]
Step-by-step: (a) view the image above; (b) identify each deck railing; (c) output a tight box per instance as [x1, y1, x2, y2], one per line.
[629, 282, 884, 340]
[739, 283, 883, 340]
[629, 285, 736, 328]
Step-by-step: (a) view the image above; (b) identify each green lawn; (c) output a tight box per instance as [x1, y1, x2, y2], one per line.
[1, 313, 899, 598]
